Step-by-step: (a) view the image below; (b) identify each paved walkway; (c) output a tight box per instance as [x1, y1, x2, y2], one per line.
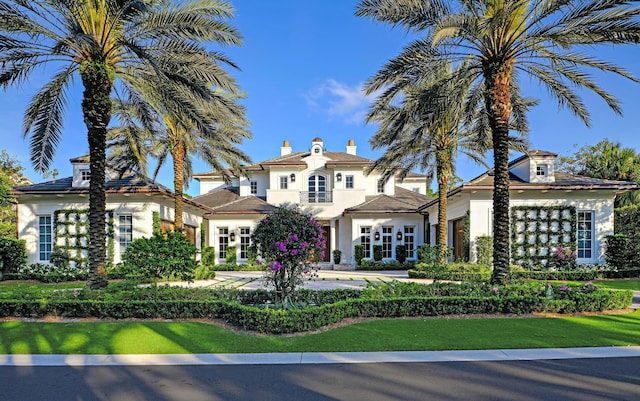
[3, 271, 638, 367]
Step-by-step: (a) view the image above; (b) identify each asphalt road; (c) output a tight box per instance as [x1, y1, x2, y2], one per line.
[1, 357, 639, 401]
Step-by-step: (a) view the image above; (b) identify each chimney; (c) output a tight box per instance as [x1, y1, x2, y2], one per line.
[280, 140, 292, 156]
[346, 139, 356, 155]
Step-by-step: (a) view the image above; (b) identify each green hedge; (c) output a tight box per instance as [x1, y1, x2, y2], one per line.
[408, 268, 640, 281]
[0, 288, 630, 334]
[357, 259, 416, 271]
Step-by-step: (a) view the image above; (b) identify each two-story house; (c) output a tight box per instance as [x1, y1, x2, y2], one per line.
[193, 138, 432, 266]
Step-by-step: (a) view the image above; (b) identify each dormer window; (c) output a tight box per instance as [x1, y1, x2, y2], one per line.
[377, 179, 385, 193]
[81, 169, 90, 181]
[536, 165, 548, 176]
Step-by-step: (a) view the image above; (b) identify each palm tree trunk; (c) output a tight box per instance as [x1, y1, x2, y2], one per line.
[436, 147, 452, 265]
[80, 60, 114, 289]
[484, 63, 513, 285]
[172, 140, 185, 232]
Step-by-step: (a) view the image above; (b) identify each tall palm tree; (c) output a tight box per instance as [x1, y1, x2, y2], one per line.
[0, 0, 244, 288]
[366, 63, 532, 264]
[108, 87, 252, 231]
[356, 0, 640, 283]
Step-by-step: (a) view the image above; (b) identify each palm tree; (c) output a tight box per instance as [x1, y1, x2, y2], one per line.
[0, 0, 244, 288]
[356, 0, 640, 283]
[108, 87, 252, 231]
[366, 63, 532, 264]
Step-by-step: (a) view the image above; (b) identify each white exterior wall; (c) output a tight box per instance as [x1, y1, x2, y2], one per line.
[16, 194, 204, 265]
[206, 215, 261, 265]
[346, 214, 424, 265]
[425, 189, 617, 264]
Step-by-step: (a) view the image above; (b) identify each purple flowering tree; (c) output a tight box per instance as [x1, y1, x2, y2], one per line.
[250, 207, 326, 307]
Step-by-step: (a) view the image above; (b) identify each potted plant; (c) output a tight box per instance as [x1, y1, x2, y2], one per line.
[332, 249, 342, 264]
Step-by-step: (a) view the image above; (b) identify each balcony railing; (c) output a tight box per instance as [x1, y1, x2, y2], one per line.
[300, 191, 333, 203]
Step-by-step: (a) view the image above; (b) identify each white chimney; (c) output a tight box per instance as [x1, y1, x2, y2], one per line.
[280, 140, 292, 156]
[346, 139, 356, 155]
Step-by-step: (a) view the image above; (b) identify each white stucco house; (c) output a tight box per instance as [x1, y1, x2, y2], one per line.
[193, 137, 432, 266]
[11, 156, 210, 266]
[420, 150, 639, 266]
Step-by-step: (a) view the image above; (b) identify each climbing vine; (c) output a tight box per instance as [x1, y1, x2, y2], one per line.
[510, 205, 576, 268]
[54, 209, 114, 268]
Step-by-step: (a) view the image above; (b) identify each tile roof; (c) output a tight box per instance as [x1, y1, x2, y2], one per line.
[11, 173, 212, 212]
[193, 186, 277, 215]
[344, 186, 433, 214]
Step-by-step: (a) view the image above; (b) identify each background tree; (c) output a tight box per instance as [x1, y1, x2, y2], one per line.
[559, 139, 640, 207]
[356, 0, 640, 283]
[366, 63, 532, 264]
[0, 151, 29, 238]
[108, 88, 251, 231]
[0, 0, 245, 288]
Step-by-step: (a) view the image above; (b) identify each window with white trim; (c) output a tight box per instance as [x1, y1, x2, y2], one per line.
[118, 215, 133, 255]
[239, 227, 250, 259]
[404, 226, 415, 258]
[250, 181, 257, 195]
[536, 165, 548, 176]
[81, 169, 90, 181]
[382, 226, 393, 258]
[38, 215, 52, 261]
[377, 179, 385, 193]
[360, 226, 371, 258]
[279, 176, 288, 189]
[346, 175, 354, 189]
[218, 227, 229, 260]
[577, 211, 593, 259]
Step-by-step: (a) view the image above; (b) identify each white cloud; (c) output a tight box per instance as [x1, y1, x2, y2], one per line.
[304, 79, 380, 125]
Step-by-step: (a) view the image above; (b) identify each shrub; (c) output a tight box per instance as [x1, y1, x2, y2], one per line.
[604, 234, 629, 269]
[225, 245, 237, 264]
[250, 207, 325, 307]
[357, 259, 415, 270]
[121, 230, 197, 285]
[50, 246, 71, 269]
[373, 245, 382, 261]
[475, 236, 493, 266]
[201, 246, 216, 267]
[354, 245, 364, 266]
[614, 206, 640, 267]
[550, 246, 577, 270]
[194, 264, 216, 280]
[395, 245, 406, 263]
[332, 249, 342, 264]
[0, 237, 27, 277]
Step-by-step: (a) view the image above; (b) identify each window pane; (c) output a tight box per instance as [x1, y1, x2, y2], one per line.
[360, 226, 371, 258]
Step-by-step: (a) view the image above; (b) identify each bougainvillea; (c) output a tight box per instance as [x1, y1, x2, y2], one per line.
[250, 207, 325, 307]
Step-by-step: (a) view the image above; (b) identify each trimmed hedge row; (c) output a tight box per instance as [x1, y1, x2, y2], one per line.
[408, 268, 640, 281]
[0, 290, 631, 334]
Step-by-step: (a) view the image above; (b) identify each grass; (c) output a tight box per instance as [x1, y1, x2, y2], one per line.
[527, 279, 640, 290]
[1, 310, 639, 354]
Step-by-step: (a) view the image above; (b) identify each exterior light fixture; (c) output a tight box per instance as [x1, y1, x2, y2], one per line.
[396, 231, 403, 241]
[229, 231, 236, 242]
[374, 231, 380, 241]
[336, 173, 342, 181]
[290, 173, 296, 182]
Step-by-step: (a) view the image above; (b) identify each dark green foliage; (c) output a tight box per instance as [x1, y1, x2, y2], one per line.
[49, 247, 71, 269]
[0, 281, 629, 334]
[417, 244, 439, 264]
[395, 245, 406, 263]
[121, 231, 197, 284]
[0, 238, 27, 276]
[409, 267, 640, 281]
[332, 249, 342, 264]
[603, 234, 629, 269]
[354, 245, 364, 266]
[614, 206, 640, 267]
[152, 211, 162, 235]
[225, 245, 237, 264]
[201, 246, 216, 267]
[476, 236, 493, 266]
[373, 245, 382, 261]
[357, 259, 415, 270]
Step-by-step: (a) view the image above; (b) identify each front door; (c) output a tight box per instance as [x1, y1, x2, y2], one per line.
[452, 218, 465, 262]
[322, 225, 331, 262]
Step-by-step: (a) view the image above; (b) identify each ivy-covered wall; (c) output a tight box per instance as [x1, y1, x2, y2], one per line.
[54, 209, 114, 268]
[510, 205, 576, 268]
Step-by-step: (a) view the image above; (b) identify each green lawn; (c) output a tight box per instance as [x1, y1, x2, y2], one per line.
[527, 279, 640, 290]
[1, 310, 639, 354]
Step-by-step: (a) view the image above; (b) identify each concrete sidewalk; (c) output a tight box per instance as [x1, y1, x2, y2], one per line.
[2, 347, 640, 366]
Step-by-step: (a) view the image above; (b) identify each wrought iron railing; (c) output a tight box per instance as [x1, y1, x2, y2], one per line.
[300, 191, 333, 203]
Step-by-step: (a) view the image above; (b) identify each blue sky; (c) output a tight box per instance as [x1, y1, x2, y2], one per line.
[3, 0, 640, 196]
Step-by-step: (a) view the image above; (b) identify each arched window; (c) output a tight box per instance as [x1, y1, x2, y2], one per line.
[308, 175, 326, 203]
